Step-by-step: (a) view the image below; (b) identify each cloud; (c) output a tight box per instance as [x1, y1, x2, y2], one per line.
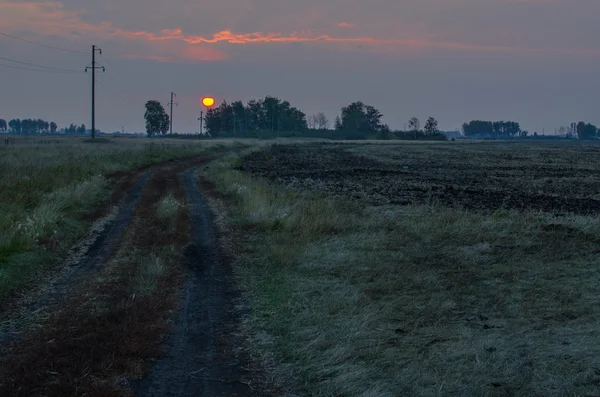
[2, 0, 600, 62]
[337, 22, 356, 28]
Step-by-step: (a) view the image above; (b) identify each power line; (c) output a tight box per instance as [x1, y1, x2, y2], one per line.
[96, 79, 133, 103]
[0, 56, 83, 73]
[101, 71, 135, 98]
[0, 31, 88, 54]
[0, 62, 81, 74]
[100, 54, 147, 94]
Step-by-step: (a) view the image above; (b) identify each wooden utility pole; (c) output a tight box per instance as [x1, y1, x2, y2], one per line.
[168, 92, 177, 134]
[85, 45, 104, 139]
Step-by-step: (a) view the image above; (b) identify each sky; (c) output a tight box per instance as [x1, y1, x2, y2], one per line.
[0, 0, 599, 134]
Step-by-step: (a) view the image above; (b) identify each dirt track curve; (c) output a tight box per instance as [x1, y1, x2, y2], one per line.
[0, 156, 261, 397]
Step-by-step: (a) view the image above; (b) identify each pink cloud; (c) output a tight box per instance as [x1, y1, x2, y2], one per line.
[2, 0, 600, 61]
[337, 22, 356, 28]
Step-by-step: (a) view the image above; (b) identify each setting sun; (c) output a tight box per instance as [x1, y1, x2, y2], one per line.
[202, 97, 215, 108]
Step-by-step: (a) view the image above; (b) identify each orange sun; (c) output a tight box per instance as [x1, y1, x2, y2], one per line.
[202, 97, 215, 108]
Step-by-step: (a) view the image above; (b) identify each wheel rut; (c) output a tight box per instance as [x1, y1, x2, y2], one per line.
[0, 170, 153, 346]
[135, 167, 256, 397]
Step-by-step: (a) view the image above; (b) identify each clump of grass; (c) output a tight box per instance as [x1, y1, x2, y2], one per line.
[132, 252, 166, 297]
[156, 193, 181, 220]
[205, 148, 600, 397]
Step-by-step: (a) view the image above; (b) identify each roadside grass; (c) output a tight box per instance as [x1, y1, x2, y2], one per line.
[0, 169, 189, 396]
[204, 154, 600, 396]
[0, 137, 222, 299]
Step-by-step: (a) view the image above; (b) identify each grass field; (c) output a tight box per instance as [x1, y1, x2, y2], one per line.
[204, 141, 600, 396]
[0, 136, 229, 301]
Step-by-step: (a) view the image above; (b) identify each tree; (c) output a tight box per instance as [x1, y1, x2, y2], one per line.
[0, 119, 6, 132]
[8, 119, 21, 134]
[50, 122, 57, 134]
[231, 100, 246, 135]
[66, 123, 77, 134]
[309, 112, 330, 130]
[337, 102, 385, 137]
[316, 112, 329, 130]
[424, 117, 439, 135]
[577, 121, 598, 140]
[378, 124, 391, 140]
[334, 116, 342, 131]
[408, 117, 420, 132]
[144, 100, 169, 136]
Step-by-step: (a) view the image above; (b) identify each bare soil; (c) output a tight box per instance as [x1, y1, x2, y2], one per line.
[240, 143, 600, 215]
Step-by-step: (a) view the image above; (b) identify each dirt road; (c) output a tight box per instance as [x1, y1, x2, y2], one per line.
[134, 168, 255, 396]
[0, 156, 260, 396]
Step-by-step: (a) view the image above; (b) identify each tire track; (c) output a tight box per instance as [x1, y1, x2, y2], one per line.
[135, 167, 256, 397]
[0, 170, 152, 346]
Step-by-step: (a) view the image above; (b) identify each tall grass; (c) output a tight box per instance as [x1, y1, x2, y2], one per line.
[0, 137, 217, 297]
[205, 153, 600, 397]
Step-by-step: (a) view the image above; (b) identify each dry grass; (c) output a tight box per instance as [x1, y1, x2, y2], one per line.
[0, 136, 225, 298]
[205, 146, 600, 397]
[156, 193, 182, 232]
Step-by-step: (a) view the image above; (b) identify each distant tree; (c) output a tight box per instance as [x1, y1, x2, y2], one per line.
[408, 117, 420, 132]
[378, 124, 391, 140]
[0, 119, 6, 132]
[365, 106, 383, 133]
[462, 120, 496, 136]
[577, 121, 598, 140]
[66, 123, 77, 134]
[77, 124, 86, 134]
[8, 119, 22, 134]
[424, 117, 439, 135]
[144, 100, 169, 136]
[231, 100, 246, 135]
[315, 112, 329, 130]
[337, 102, 385, 137]
[21, 119, 34, 134]
[50, 122, 57, 134]
[205, 101, 233, 136]
[334, 116, 342, 131]
[308, 112, 329, 130]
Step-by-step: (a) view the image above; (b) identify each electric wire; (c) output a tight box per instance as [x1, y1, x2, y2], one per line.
[0, 62, 82, 74]
[95, 79, 134, 103]
[100, 54, 147, 94]
[0, 31, 88, 55]
[0, 56, 83, 73]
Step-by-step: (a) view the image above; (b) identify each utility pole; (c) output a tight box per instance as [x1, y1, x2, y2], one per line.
[198, 111, 203, 134]
[168, 92, 177, 134]
[85, 45, 105, 139]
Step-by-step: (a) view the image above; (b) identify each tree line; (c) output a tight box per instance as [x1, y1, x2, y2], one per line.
[462, 120, 600, 140]
[142, 97, 446, 140]
[462, 121, 524, 138]
[204, 96, 308, 136]
[0, 118, 87, 135]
